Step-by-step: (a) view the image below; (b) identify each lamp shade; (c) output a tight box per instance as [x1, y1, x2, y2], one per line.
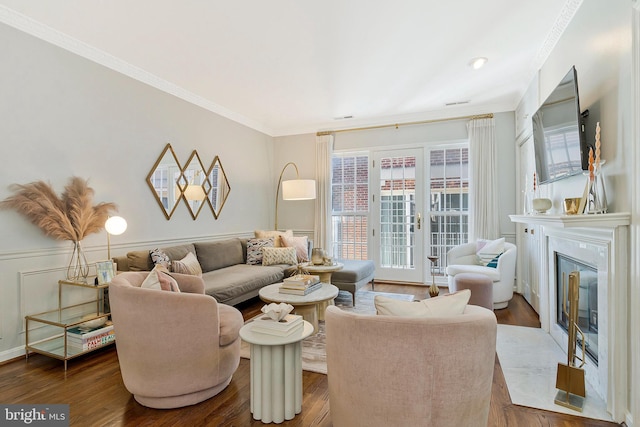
[105, 216, 127, 236]
[282, 179, 316, 200]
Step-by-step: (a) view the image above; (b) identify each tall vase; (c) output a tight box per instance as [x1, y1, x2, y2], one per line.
[586, 170, 607, 214]
[67, 241, 89, 282]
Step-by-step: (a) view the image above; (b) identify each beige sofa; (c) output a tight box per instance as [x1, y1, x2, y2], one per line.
[325, 305, 496, 427]
[109, 271, 244, 408]
[113, 238, 290, 306]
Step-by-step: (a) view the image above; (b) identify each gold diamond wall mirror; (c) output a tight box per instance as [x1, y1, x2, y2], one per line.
[206, 156, 231, 219]
[180, 151, 208, 220]
[147, 144, 231, 220]
[146, 143, 182, 220]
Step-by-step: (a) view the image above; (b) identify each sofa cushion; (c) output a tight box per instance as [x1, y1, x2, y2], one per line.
[201, 264, 285, 304]
[195, 239, 244, 272]
[171, 252, 203, 276]
[246, 237, 275, 265]
[127, 250, 154, 272]
[374, 289, 470, 317]
[262, 247, 297, 266]
[281, 235, 309, 263]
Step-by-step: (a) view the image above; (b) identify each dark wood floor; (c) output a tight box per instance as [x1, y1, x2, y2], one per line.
[0, 284, 620, 427]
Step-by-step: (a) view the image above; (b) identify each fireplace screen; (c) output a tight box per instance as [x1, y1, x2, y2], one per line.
[555, 253, 598, 364]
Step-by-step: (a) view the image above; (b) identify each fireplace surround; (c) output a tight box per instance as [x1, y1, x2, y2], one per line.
[510, 213, 629, 422]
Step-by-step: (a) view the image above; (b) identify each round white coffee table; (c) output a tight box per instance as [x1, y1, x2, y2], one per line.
[259, 283, 339, 333]
[240, 321, 314, 423]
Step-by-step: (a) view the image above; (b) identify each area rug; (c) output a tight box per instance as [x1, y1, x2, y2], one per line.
[240, 290, 415, 374]
[496, 324, 613, 421]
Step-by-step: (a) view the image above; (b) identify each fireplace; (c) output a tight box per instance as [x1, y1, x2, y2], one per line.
[555, 253, 598, 364]
[510, 212, 630, 422]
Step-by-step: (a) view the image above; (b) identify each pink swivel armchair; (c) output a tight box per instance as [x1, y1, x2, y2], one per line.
[109, 271, 243, 408]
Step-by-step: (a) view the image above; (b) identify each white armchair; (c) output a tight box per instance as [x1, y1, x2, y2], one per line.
[446, 240, 517, 309]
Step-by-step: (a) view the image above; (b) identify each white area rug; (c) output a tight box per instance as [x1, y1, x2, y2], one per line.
[496, 324, 613, 422]
[240, 290, 414, 374]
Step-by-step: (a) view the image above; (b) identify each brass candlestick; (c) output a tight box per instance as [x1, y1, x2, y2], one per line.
[427, 256, 439, 297]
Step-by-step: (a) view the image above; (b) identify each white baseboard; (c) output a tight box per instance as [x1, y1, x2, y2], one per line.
[0, 346, 25, 364]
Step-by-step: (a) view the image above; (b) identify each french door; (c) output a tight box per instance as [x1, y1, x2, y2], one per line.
[372, 149, 425, 282]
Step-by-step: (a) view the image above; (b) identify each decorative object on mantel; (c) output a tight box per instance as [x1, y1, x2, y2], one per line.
[532, 197, 552, 214]
[427, 255, 440, 297]
[584, 122, 608, 215]
[0, 177, 117, 282]
[563, 197, 582, 215]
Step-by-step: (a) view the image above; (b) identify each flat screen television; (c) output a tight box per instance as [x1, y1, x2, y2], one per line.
[532, 66, 589, 184]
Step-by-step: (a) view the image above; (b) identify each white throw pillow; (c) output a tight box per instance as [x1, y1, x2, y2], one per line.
[141, 265, 181, 292]
[374, 289, 471, 317]
[476, 238, 505, 267]
[262, 247, 298, 266]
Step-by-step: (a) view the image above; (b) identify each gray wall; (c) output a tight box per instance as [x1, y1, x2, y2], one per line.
[0, 22, 275, 357]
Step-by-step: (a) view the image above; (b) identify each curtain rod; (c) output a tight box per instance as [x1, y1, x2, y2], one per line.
[316, 113, 494, 136]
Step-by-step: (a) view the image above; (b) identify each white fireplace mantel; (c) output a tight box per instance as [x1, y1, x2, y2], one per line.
[509, 211, 629, 421]
[509, 212, 631, 228]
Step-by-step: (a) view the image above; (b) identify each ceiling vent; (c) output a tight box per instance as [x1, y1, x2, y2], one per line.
[333, 115, 354, 120]
[444, 101, 470, 107]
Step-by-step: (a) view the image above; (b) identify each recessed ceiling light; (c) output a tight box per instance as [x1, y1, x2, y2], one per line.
[470, 57, 488, 70]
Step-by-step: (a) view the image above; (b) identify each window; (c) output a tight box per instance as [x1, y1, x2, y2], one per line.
[331, 154, 369, 260]
[428, 146, 469, 274]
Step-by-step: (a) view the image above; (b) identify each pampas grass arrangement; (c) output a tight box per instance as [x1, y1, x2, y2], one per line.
[0, 177, 117, 280]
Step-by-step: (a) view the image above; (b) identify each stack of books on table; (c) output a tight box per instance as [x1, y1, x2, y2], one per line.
[251, 314, 303, 337]
[279, 274, 321, 295]
[66, 323, 115, 351]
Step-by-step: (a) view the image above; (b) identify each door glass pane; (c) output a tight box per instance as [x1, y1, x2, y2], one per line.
[379, 156, 416, 269]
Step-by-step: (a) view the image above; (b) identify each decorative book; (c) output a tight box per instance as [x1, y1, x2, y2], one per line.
[279, 282, 322, 295]
[251, 314, 303, 336]
[282, 274, 320, 289]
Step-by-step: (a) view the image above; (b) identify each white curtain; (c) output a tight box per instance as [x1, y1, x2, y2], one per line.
[314, 134, 334, 254]
[467, 117, 499, 240]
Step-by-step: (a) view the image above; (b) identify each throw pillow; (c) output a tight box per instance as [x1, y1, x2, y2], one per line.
[141, 265, 181, 292]
[477, 238, 505, 267]
[262, 247, 298, 266]
[171, 251, 203, 276]
[246, 237, 275, 265]
[254, 230, 294, 247]
[281, 235, 309, 263]
[374, 289, 471, 317]
[150, 248, 171, 270]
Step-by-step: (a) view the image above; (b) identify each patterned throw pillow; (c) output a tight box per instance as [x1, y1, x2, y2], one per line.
[281, 235, 309, 263]
[150, 248, 171, 270]
[171, 251, 203, 276]
[476, 238, 505, 267]
[262, 247, 298, 266]
[246, 237, 275, 265]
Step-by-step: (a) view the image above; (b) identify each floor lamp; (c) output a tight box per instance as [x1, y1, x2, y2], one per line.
[275, 162, 316, 230]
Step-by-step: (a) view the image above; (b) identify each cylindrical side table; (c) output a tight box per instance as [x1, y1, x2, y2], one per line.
[239, 321, 314, 423]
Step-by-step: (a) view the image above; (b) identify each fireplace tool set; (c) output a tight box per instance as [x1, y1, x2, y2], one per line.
[555, 271, 587, 411]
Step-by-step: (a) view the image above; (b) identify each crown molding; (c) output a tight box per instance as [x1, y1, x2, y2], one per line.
[0, 5, 274, 137]
[533, 0, 583, 70]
